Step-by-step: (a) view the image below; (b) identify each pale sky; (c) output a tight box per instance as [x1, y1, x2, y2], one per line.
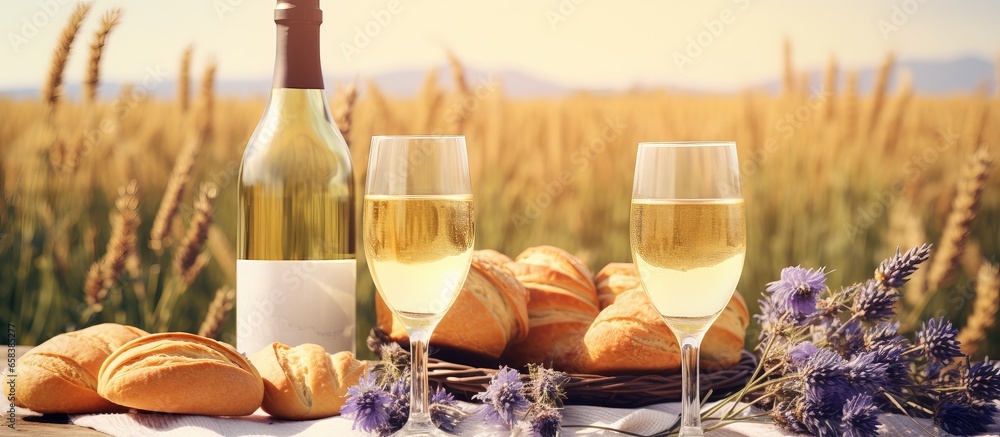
[2, 1, 999, 91]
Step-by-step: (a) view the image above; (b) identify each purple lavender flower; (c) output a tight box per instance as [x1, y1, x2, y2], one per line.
[473, 366, 530, 428]
[870, 343, 910, 394]
[965, 360, 1000, 402]
[766, 266, 828, 320]
[528, 364, 569, 407]
[788, 342, 818, 370]
[935, 400, 998, 436]
[372, 370, 410, 435]
[921, 361, 944, 382]
[875, 244, 932, 289]
[798, 387, 844, 437]
[862, 322, 901, 351]
[828, 319, 865, 359]
[841, 394, 880, 437]
[530, 406, 562, 437]
[342, 372, 392, 433]
[430, 386, 463, 432]
[851, 280, 899, 322]
[846, 352, 889, 394]
[915, 317, 963, 364]
[801, 347, 849, 389]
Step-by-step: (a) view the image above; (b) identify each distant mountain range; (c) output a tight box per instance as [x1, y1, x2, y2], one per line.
[1, 56, 995, 100]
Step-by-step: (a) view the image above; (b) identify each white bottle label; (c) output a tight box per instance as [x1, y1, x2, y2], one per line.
[236, 259, 356, 355]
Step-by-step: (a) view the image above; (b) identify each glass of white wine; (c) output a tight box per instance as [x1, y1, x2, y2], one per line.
[364, 135, 475, 436]
[630, 142, 746, 436]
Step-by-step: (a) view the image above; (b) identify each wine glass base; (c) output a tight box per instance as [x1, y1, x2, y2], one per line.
[678, 426, 705, 436]
[392, 420, 452, 436]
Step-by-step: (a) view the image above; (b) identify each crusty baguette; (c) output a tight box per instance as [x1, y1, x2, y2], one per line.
[98, 332, 263, 416]
[501, 246, 599, 369]
[377, 251, 529, 362]
[595, 262, 640, 309]
[14, 323, 148, 414]
[250, 343, 366, 420]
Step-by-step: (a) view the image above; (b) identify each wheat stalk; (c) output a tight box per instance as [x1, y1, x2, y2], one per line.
[446, 50, 473, 133]
[926, 147, 993, 291]
[174, 183, 218, 285]
[196, 60, 217, 136]
[198, 286, 235, 339]
[868, 51, 895, 136]
[84, 179, 139, 309]
[957, 262, 999, 356]
[149, 138, 199, 252]
[332, 80, 358, 148]
[178, 45, 193, 112]
[823, 54, 837, 120]
[84, 8, 122, 105]
[44, 2, 92, 114]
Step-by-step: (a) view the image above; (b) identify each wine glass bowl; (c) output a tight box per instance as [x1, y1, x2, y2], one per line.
[630, 141, 746, 436]
[364, 135, 474, 436]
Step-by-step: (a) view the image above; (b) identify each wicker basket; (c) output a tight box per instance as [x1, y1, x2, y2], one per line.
[427, 350, 758, 408]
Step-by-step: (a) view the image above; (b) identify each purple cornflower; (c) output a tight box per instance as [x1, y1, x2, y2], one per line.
[870, 343, 910, 394]
[430, 386, 463, 432]
[530, 406, 562, 437]
[473, 366, 530, 428]
[965, 360, 1000, 402]
[875, 244, 932, 289]
[528, 364, 569, 406]
[851, 280, 899, 322]
[841, 394, 880, 437]
[828, 319, 865, 359]
[846, 352, 889, 394]
[766, 266, 828, 320]
[342, 372, 392, 433]
[915, 317, 963, 364]
[935, 400, 998, 436]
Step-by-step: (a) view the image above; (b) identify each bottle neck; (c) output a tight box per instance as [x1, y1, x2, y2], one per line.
[272, 21, 324, 90]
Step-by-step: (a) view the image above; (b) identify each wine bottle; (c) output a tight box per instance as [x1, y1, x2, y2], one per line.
[237, 0, 356, 354]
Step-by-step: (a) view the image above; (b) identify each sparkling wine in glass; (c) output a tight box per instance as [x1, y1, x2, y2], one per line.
[629, 142, 746, 436]
[364, 135, 475, 436]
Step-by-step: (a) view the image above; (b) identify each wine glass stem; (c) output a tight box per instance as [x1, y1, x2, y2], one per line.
[679, 334, 704, 436]
[408, 329, 433, 427]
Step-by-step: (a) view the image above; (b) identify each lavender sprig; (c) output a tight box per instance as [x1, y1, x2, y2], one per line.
[914, 317, 963, 364]
[875, 244, 932, 289]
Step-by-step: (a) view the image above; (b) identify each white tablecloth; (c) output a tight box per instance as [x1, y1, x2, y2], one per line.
[56, 402, 1000, 436]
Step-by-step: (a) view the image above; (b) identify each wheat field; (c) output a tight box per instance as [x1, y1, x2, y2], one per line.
[1, 4, 998, 359]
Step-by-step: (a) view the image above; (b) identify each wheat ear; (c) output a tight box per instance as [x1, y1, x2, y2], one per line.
[178, 45, 193, 112]
[882, 70, 912, 154]
[44, 2, 93, 114]
[782, 38, 794, 96]
[367, 80, 400, 131]
[198, 286, 235, 339]
[196, 60, 217, 136]
[926, 147, 993, 291]
[174, 183, 218, 285]
[84, 8, 122, 105]
[446, 50, 473, 133]
[843, 70, 859, 141]
[416, 69, 443, 131]
[957, 262, 999, 356]
[149, 139, 199, 252]
[84, 179, 139, 308]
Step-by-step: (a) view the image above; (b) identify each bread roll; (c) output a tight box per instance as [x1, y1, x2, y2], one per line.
[595, 262, 640, 309]
[576, 289, 749, 374]
[98, 332, 263, 416]
[377, 250, 529, 362]
[501, 246, 599, 369]
[250, 343, 366, 420]
[14, 323, 148, 414]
